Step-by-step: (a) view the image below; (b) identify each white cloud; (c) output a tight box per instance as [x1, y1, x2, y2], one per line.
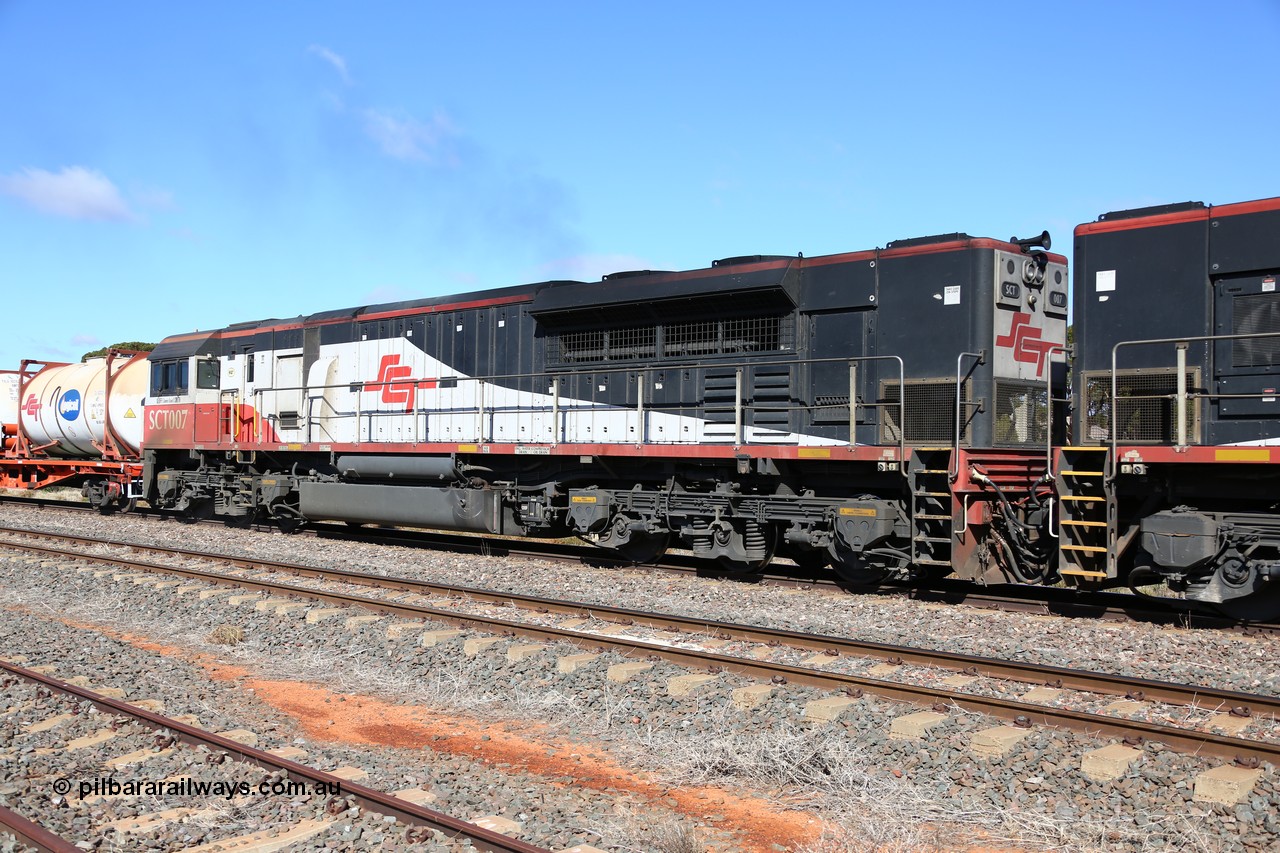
[134, 186, 177, 212]
[363, 108, 460, 165]
[308, 44, 351, 85]
[0, 166, 136, 222]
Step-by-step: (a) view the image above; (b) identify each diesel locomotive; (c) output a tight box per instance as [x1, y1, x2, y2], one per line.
[3, 195, 1277, 617]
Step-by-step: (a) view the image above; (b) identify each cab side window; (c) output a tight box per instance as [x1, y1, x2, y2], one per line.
[150, 360, 190, 395]
[196, 359, 220, 390]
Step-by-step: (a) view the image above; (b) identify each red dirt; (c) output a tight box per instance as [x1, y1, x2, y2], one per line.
[41, 615, 825, 852]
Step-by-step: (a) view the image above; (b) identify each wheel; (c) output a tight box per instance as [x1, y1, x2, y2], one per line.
[828, 543, 907, 587]
[180, 498, 215, 523]
[612, 531, 670, 565]
[276, 516, 307, 534]
[223, 512, 256, 529]
[830, 560, 890, 587]
[1210, 585, 1280, 622]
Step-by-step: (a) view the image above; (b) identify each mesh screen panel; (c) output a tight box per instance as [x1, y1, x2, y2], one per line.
[665, 320, 721, 357]
[880, 380, 970, 444]
[993, 381, 1048, 447]
[547, 314, 792, 366]
[1082, 369, 1199, 444]
[552, 330, 606, 364]
[1232, 293, 1280, 368]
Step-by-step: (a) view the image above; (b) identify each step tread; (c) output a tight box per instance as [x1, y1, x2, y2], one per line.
[1059, 568, 1108, 578]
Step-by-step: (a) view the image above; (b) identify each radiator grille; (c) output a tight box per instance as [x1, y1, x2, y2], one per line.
[880, 380, 971, 444]
[1082, 368, 1200, 444]
[547, 314, 792, 366]
[1233, 292, 1280, 368]
[993, 381, 1049, 446]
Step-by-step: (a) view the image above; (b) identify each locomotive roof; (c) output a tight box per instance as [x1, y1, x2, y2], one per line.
[151, 232, 1066, 355]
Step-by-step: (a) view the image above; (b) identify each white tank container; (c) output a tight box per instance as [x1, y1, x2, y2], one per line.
[1, 373, 19, 449]
[18, 356, 150, 458]
[1, 373, 18, 427]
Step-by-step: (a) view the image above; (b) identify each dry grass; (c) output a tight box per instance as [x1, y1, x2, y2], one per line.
[647, 820, 702, 853]
[0, 574, 1241, 853]
[206, 625, 246, 645]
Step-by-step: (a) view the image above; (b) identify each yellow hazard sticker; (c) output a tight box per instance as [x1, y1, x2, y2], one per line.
[457, 444, 479, 452]
[839, 507, 877, 516]
[798, 448, 831, 458]
[1215, 448, 1270, 462]
[571, 495, 598, 504]
[124, 408, 136, 418]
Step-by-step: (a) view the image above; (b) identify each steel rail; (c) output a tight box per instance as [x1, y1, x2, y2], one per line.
[2, 528, 1275, 713]
[4, 502, 1275, 635]
[4, 535, 1280, 765]
[0, 660, 551, 853]
[0, 804, 80, 853]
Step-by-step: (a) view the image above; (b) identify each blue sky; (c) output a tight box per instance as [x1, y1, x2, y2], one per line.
[1, 1, 1277, 367]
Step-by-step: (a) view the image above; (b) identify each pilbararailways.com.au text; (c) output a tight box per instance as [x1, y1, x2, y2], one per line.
[51, 776, 344, 800]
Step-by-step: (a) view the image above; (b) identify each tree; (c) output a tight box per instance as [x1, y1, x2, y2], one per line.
[81, 342, 156, 361]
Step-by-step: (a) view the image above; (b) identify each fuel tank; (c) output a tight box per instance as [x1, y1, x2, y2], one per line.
[18, 356, 149, 457]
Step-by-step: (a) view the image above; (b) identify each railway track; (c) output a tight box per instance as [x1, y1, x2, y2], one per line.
[0, 658, 552, 853]
[3, 525, 1279, 770]
[5, 495, 1271, 634]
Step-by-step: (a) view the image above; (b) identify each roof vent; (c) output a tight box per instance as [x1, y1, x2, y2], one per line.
[602, 269, 672, 281]
[712, 254, 793, 267]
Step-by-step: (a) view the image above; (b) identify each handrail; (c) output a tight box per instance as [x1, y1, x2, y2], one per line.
[229, 353, 909, 463]
[1043, 344, 1072, 476]
[950, 351, 985, 480]
[1109, 330, 1280, 467]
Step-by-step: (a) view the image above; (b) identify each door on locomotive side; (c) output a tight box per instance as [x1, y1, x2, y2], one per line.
[989, 244, 1069, 448]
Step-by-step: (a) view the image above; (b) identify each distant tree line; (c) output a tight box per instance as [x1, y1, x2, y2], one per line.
[81, 342, 156, 361]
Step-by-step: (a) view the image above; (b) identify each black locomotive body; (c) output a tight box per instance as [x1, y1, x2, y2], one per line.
[1067, 197, 1280, 616]
[141, 233, 1068, 587]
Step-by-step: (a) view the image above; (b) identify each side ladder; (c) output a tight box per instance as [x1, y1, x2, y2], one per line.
[1055, 447, 1116, 582]
[910, 448, 954, 570]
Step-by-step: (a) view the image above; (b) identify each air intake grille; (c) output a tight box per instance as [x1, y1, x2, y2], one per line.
[547, 314, 793, 366]
[1082, 368, 1200, 444]
[1232, 293, 1280, 368]
[993, 381, 1049, 446]
[813, 395, 851, 425]
[880, 380, 971, 444]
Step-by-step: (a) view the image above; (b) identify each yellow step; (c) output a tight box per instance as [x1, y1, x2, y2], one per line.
[1060, 470, 1105, 476]
[1059, 568, 1108, 578]
[1062, 544, 1108, 553]
[1061, 446, 1108, 452]
[915, 491, 950, 497]
[1059, 495, 1106, 502]
[1060, 520, 1108, 528]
